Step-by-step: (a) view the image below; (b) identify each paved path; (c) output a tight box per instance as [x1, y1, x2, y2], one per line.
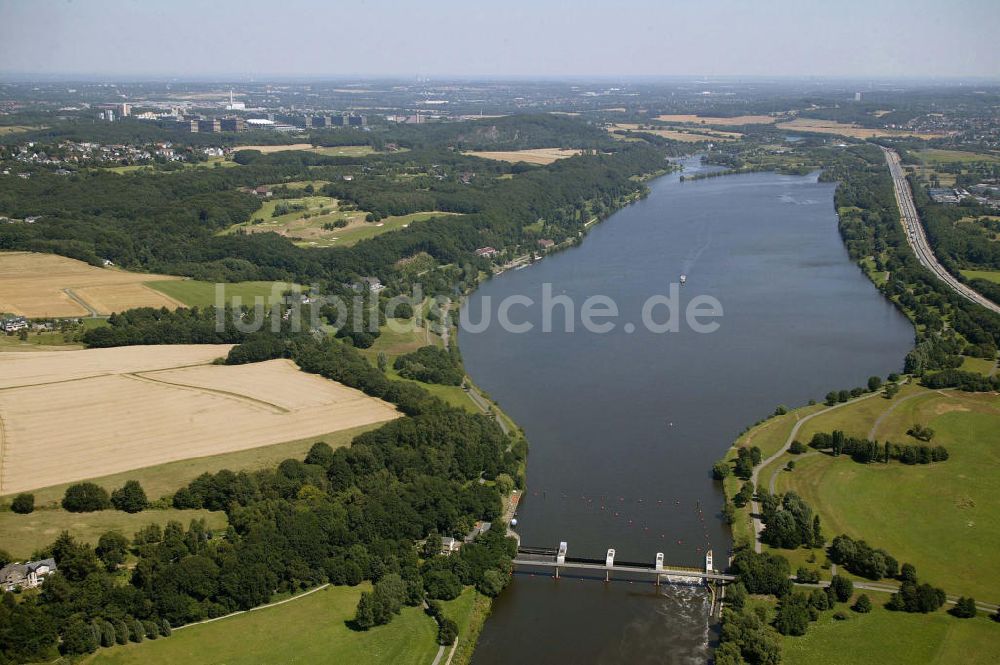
[173, 583, 330, 631]
[62, 288, 100, 318]
[750, 391, 887, 553]
[866, 389, 923, 440]
[465, 382, 510, 435]
[882, 147, 1000, 315]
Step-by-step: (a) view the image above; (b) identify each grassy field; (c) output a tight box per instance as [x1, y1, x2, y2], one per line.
[83, 583, 437, 665]
[145, 279, 299, 308]
[237, 144, 376, 157]
[0, 251, 183, 317]
[0, 125, 46, 135]
[83, 582, 485, 665]
[219, 195, 453, 249]
[915, 149, 1000, 166]
[766, 388, 1000, 599]
[106, 157, 237, 174]
[963, 269, 1000, 285]
[0, 350, 398, 494]
[0, 508, 228, 558]
[463, 148, 581, 165]
[960, 355, 997, 375]
[768, 591, 1000, 665]
[332, 211, 458, 247]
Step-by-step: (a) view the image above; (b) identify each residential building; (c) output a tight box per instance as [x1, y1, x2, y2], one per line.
[440, 537, 460, 554]
[0, 559, 57, 591]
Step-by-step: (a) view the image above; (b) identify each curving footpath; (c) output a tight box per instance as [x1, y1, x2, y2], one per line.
[882, 147, 1000, 315]
[749, 390, 887, 553]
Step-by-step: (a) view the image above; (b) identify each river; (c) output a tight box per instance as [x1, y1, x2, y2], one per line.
[460, 157, 914, 664]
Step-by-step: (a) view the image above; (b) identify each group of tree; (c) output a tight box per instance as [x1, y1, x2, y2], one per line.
[393, 345, 464, 385]
[808, 430, 949, 465]
[828, 534, 899, 580]
[60, 480, 148, 513]
[759, 490, 823, 550]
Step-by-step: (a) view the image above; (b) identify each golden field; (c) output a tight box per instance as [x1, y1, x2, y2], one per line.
[776, 118, 945, 140]
[655, 114, 777, 125]
[463, 148, 582, 165]
[0, 349, 399, 494]
[609, 123, 741, 142]
[0, 251, 184, 317]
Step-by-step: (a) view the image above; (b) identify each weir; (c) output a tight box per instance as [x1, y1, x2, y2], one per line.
[513, 543, 734, 585]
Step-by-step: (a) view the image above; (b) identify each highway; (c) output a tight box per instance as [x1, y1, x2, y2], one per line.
[882, 147, 1000, 315]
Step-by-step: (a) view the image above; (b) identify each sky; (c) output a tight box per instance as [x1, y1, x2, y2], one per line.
[1, 0, 998, 80]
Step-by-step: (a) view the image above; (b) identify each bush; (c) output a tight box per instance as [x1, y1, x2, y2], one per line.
[110, 480, 148, 513]
[789, 440, 807, 454]
[11, 493, 34, 514]
[950, 597, 977, 618]
[796, 567, 820, 584]
[887, 581, 946, 613]
[852, 594, 872, 613]
[62, 482, 111, 512]
[830, 575, 854, 603]
[437, 617, 458, 645]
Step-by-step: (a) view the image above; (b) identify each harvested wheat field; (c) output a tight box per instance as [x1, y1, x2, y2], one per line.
[0, 251, 184, 317]
[609, 123, 741, 142]
[464, 148, 582, 165]
[655, 114, 777, 125]
[775, 118, 945, 140]
[0, 349, 399, 494]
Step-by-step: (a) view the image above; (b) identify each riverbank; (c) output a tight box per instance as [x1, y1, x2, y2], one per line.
[719, 375, 1000, 661]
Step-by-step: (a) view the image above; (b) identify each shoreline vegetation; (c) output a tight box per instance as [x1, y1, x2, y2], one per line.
[711, 143, 1000, 663]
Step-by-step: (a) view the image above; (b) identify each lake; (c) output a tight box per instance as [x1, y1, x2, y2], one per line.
[461, 157, 914, 664]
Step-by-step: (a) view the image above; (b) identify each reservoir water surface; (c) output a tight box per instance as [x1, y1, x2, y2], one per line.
[461, 158, 914, 664]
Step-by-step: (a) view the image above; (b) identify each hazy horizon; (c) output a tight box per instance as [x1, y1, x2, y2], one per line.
[1, 0, 999, 80]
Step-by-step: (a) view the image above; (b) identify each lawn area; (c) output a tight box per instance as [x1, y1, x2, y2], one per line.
[307, 145, 377, 157]
[442, 588, 493, 665]
[145, 279, 300, 308]
[777, 591, 1000, 665]
[0, 508, 227, 558]
[219, 194, 454, 249]
[960, 355, 997, 375]
[8, 424, 380, 508]
[106, 157, 236, 174]
[331, 211, 458, 248]
[915, 149, 1000, 166]
[963, 269, 1000, 285]
[795, 382, 924, 442]
[0, 330, 84, 351]
[773, 389, 1000, 599]
[83, 583, 440, 665]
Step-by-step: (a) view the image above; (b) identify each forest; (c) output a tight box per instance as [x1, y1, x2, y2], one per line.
[0, 115, 668, 288]
[0, 308, 524, 662]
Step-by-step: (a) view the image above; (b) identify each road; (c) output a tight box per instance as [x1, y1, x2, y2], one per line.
[882, 147, 1000, 315]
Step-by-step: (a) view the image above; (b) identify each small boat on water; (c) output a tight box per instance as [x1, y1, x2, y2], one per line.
[679, 274, 687, 285]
